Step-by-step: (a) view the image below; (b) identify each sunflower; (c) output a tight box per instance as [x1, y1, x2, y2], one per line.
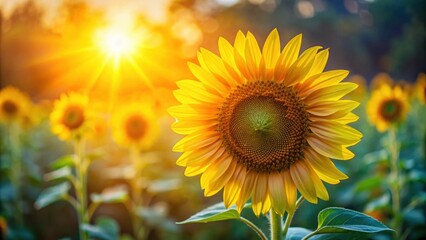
[50, 92, 91, 141]
[169, 29, 362, 216]
[367, 84, 409, 132]
[415, 72, 426, 104]
[112, 103, 159, 150]
[370, 72, 393, 90]
[0, 86, 32, 125]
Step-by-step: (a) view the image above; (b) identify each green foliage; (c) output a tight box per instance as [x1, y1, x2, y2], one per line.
[90, 186, 128, 203]
[288, 207, 394, 239]
[82, 217, 120, 240]
[177, 202, 244, 224]
[35, 182, 71, 209]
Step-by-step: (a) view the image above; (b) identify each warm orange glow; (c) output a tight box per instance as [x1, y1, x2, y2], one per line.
[95, 28, 137, 59]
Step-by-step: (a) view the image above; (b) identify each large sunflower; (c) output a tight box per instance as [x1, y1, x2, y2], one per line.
[0, 86, 32, 125]
[169, 29, 362, 216]
[367, 84, 409, 132]
[50, 92, 91, 141]
[112, 103, 159, 150]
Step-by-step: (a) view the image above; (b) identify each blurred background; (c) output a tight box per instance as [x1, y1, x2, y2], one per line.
[1, 0, 425, 239]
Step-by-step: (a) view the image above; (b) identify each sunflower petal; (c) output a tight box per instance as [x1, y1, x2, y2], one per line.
[290, 161, 317, 203]
[268, 173, 287, 215]
[263, 28, 280, 69]
[304, 147, 348, 180]
[275, 34, 302, 81]
[251, 173, 268, 216]
[307, 135, 355, 160]
[284, 46, 322, 86]
[224, 165, 246, 208]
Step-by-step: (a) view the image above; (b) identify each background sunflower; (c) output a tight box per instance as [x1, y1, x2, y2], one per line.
[367, 84, 409, 132]
[50, 92, 91, 141]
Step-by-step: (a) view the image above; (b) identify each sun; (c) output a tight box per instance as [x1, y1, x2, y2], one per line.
[95, 27, 137, 59]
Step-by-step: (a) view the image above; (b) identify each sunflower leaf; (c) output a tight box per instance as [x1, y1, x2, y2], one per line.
[177, 202, 250, 224]
[82, 217, 120, 240]
[286, 227, 312, 240]
[304, 207, 394, 239]
[51, 154, 75, 169]
[35, 182, 71, 209]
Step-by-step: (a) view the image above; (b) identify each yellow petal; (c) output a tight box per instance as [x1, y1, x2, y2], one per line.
[304, 160, 329, 201]
[290, 161, 317, 203]
[304, 147, 348, 180]
[201, 155, 232, 190]
[172, 131, 220, 152]
[307, 135, 355, 160]
[275, 34, 302, 81]
[262, 29, 281, 69]
[268, 172, 287, 215]
[251, 173, 268, 216]
[236, 171, 256, 212]
[245, 31, 262, 79]
[283, 171, 297, 213]
[284, 46, 321, 86]
[306, 49, 329, 78]
[188, 62, 229, 97]
[234, 30, 246, 56]
[176, 80, 222, 103]
[304, 82, 358, 103]
[224, 165, 246, 208]
[307, 100, 359, 117]
[203, 159, 236, 196]
[310, 120, 362, 145]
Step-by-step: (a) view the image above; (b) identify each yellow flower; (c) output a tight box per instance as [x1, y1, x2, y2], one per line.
[0, 86, 31, 125]
[415, 72, 426, 104]
[169, 29, 362, 216]
[112, 103, 159, 150]
[50, 92, 91, 141]
[370, 72, 393, 90]
[367, 84, 409, 132]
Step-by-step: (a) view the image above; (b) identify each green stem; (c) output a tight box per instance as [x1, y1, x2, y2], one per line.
[388, 127, 401, 238]
[74, 139, 88, 240]
[9, 123, 24, 226]
[270, 210, 282, 240]
[239, 217, 268, 240]
[282, 196, 304, 239]
[130, 148, 146, 240]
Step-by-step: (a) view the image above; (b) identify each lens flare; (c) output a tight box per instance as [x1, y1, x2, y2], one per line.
[95, 28, 137, 58]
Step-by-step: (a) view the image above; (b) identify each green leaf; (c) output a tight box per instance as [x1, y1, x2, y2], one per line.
[305, 207, 394, 239]
[35, 182, 71, 209]
[90, 185, 128, 203]
[51, 155, 75, 170]
[44, 166, 73, 182]
[286, 227, 312, 240]
[177, 202, 249, 224]
[82, 217, 120, 240]
[147, 179, 181, 193]
[354, 176, 383, 192]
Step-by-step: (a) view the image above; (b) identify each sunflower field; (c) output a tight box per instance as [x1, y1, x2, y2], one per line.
[0, 1, 425, 240]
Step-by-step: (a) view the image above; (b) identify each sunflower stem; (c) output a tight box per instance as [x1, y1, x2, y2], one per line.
[388, 127, 401, 238]
[129, 148, 146, 240]
[239, 217, 268, 240]
[282, 196, 304, 239]
[270, 210, 282, 240]
[74, 138, 88, 240]
[9, 123, 24, 226]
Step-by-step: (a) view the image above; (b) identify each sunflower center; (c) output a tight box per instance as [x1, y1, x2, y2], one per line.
[2, 100, 18, 116]
[380, 99, 401, 121]
[62, 105, 85, 130]
[125, 115, 147, 141]
[218, 81, 310, 173]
